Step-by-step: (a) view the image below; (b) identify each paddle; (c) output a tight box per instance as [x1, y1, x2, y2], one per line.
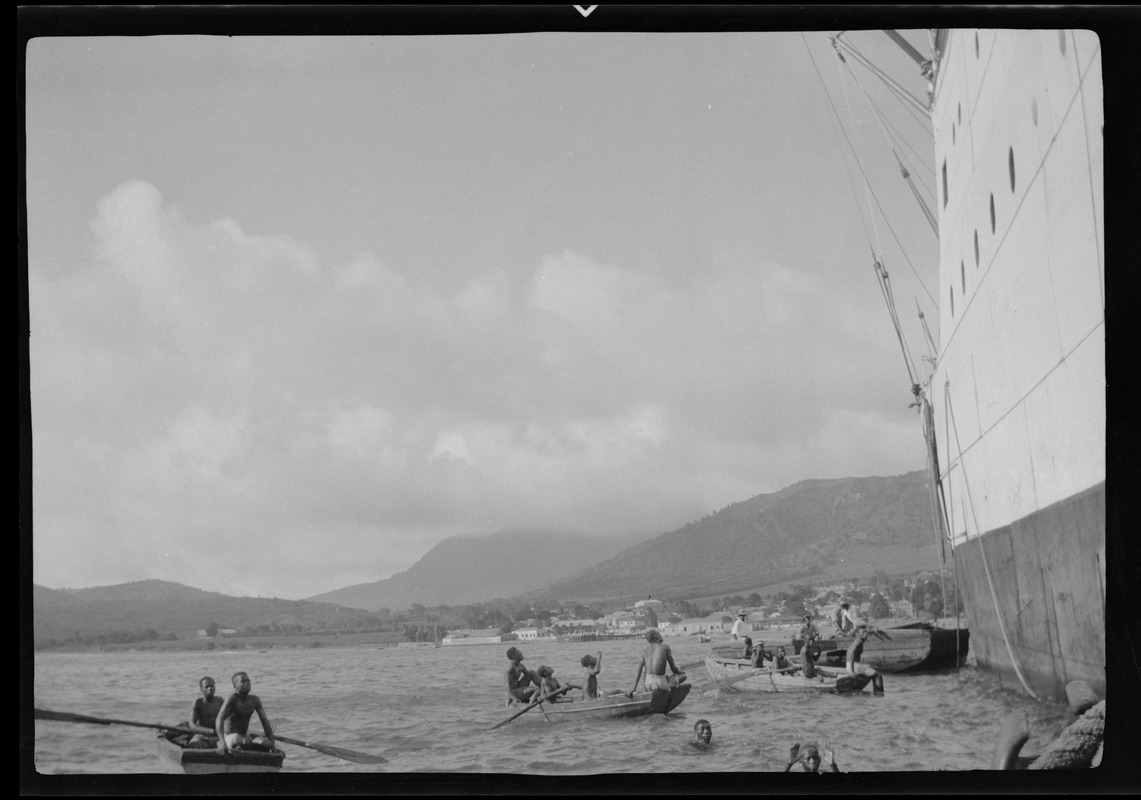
[489, 685, 573, 730]
[33, 707, 387, 765]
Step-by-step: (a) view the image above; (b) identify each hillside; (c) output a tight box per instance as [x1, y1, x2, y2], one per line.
[305, 529, 653, 611]
[31, 579, 366, 644]
[541, 470, 938, 605]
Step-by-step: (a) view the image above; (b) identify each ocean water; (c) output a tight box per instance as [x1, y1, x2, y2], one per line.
[30, 635, 1083, 783]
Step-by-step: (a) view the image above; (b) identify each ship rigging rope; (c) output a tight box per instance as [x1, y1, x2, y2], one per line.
[815, 34, 936, 308]
[943, 381, 1041, 700]
[833, 41, 938, 217]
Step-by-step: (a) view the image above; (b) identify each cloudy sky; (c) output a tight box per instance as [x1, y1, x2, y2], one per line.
[24, 11, 943, 600]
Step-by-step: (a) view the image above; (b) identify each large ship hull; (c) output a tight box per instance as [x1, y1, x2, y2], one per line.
[925, 30, 1104, 703]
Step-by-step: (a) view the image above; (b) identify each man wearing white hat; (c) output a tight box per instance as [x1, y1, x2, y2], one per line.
[730, 611, 748, 641]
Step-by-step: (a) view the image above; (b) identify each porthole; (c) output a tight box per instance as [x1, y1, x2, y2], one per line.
[1059, 31, 1067, 56]
[989, 193, 996, 234]
[974, 230, 980, 267]
[1031, 96, 1038, 126]
[1009, 147, 1016, 192]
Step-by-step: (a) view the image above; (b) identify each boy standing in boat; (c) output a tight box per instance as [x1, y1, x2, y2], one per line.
[186, 676, 223, 748]
[625, 629, 686, 697]
[845, 624, 885, 694]
[730, 611, 747, 641]
[215, 671, 276, 754]
[504, 646, 541, 705]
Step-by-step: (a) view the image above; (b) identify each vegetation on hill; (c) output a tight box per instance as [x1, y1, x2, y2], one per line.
[542, 470, 937, 605]
[32, 471, 946, 648]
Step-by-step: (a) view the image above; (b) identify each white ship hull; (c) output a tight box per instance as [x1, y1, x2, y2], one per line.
[925, 29, 1104, 702]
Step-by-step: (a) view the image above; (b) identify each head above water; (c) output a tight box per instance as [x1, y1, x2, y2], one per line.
[645, 629, 663, 644]
[694, 719, 712, 744]
[800, 744, 821, 769]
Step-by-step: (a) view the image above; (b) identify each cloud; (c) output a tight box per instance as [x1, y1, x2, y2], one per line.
[30, 181, 922, 599]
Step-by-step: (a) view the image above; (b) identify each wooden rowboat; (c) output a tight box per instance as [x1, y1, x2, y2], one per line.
[506, 683, 691, 722]
[155, 730, 286, 774]
[703, 658, 871, 694]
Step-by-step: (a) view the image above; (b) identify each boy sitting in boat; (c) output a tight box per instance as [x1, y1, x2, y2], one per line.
[749, 640, 773, 669]
[185, 676, 223, 748]
[215, 671, 276, 754]
[625, 629, 686, 697]
[798, 614, 821, 643]
[801, 642, 823, 681]
[535, 665, 578, 702]
[774, 647, 792, 670]
[504, 647, 541, 705]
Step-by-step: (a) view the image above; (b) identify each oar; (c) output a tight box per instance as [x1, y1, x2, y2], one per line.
[271, 733, 388, 765]
[705, 664, 801, 693]
[34, 707, 387, 765]
[489, 685, 573, 730]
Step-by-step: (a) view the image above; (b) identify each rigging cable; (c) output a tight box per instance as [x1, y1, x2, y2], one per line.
[835, 36, 939, 238]
[942, 380, 1041, 700]
[828, 38, 937, 308]
[830, 36, 925, 388]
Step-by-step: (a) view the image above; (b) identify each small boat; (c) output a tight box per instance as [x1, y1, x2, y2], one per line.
[791, 621, 969, 673]
[506, 683, 691, 722]
[703, 658, 871, 694]
[155, 730, 286, 774]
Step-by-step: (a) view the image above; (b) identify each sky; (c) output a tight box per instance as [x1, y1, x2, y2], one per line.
[23, 10, 945, 600]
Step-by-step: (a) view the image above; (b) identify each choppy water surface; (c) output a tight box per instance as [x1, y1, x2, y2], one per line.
[32, 637, 1073, 778]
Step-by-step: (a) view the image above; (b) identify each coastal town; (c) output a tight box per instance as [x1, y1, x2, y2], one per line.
[438, 569, 960, 646]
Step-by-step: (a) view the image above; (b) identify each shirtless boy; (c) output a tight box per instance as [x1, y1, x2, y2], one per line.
[845, 624, 885, 694]
[215, 671, 276, 754]
[504, 647, 541, 705]
[186, 676, 223, 748]
[692, 719, 713, 748]
[625, 629, 686, 697]
[536, 665, 578, 702]
[581, 652, 603, 699]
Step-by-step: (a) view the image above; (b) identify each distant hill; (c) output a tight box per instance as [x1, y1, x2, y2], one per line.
[540, 470, 939, 605]
[305, 529, 654, 611]
[31, 579, 364, 644]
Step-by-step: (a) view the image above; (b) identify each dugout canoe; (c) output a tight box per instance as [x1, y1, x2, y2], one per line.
[791, 622, 969, 673]
[703, 658, 871, 694]
[506, 683, 691, 722]
[155, 730, 286, 774]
